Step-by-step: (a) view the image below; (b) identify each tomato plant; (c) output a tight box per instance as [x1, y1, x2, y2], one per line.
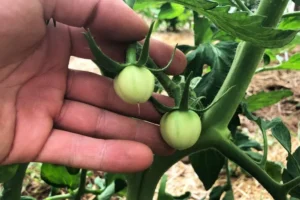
[2, 0, 300, 200]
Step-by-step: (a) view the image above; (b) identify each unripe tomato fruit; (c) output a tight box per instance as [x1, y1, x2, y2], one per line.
[113, 65, 155, 104]
[160, 110, 201, 150]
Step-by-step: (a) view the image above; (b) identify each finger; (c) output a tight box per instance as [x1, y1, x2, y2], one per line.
[35, 130, 153, 172]
[42, 0, 148, 41]
[55, 100, 174, 155]
[66, 70, 174, 123]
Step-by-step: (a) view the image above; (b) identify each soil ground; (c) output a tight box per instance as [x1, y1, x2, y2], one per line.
[9, 31, 300, 200]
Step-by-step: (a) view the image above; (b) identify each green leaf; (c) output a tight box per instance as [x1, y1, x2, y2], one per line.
[282, 147, 300, 199]
[279, 16, 300, 31]
[271, 119, 292, 153]
[245, 90, 293, 112]
[135, 0, 218, 10]
[190, 149, 225, 190]
[202, 7, 298, 48]
[158, 175, 191, 200]
[0, 164, 19, 183]
[193, 42, 237, 106]
[194, 13, 213, 45]
[158, 175, 173, 200]
[209, 186, 225, 200]
[265, 161, 282, 183]
[256, 54, 300, 73]
[137, 0, 298, 48]
[158, 3, 185, 19]
[234, 132, 262, 151]
[282, 169, 300, 199]
[65, 167, 80, 175]
[41, 164, 80, 189]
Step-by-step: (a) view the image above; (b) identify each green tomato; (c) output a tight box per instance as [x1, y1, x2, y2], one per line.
[160, 110, 202, 150]
[113, 65, 155, 104]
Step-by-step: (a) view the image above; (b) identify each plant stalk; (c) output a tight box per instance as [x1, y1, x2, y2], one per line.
[74, 169, 87, 200]
[1, 163, 29, 200]
[203, 0, 290, 129]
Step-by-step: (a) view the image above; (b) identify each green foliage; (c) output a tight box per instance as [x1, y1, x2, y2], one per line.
[282, 147, 300, 198]
[190, 149, 225, 190]
[245, 90, 293, 112]
[157, 175, 190, 200]
[0, 164, 18, 183]
[41, 164, 81, 190]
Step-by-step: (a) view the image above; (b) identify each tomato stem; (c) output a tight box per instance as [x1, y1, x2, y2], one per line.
[126, 43, 137, 64]
[1, 163, 29, 200]
[179, 71, 193, 110]
[203, 0, 290, 130]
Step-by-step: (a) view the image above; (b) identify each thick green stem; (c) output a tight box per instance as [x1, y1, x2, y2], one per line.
[203, 0, 290, 129]
[216, 138, 286, 200]
[74, 169, 87, 200]
[1, 163, 29, 200]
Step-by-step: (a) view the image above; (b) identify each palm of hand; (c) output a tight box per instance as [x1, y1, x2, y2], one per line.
[0, 0, 186, 172]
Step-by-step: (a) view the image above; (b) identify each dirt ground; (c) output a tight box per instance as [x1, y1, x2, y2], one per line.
[15, 31, 299, 200]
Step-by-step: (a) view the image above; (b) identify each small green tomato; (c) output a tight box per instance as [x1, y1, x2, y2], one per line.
[160, 110, 202, 150]
[114, 65, 155, 104]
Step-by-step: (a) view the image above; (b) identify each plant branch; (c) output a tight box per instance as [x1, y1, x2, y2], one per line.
[74, 169, 87, 200]
[282, 176, 300, 194]
[234, 0, 252, 13]
[203, 0, 290, 130]
[1, 163, 29, 200]
[127, 128, 288, 200]
[258, 126, 268, 168]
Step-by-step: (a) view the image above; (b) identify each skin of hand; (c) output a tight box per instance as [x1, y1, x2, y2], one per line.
[0, 0, 187, 173]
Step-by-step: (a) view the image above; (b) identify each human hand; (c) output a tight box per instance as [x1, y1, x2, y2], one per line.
[0, 0, 186, 172]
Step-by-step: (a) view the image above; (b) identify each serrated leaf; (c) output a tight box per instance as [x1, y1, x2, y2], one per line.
[245, 90, 293, 112]
[41, 164, 80, 189]
[256, 54, 300, 73]
[271, 119, 292, 153]
[190, 149, 225, 190]
[0, 164, 18, 183]
[203, 7, 298, 48]
[137, 0, 298, 48]
[193, 42, 237, 106]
